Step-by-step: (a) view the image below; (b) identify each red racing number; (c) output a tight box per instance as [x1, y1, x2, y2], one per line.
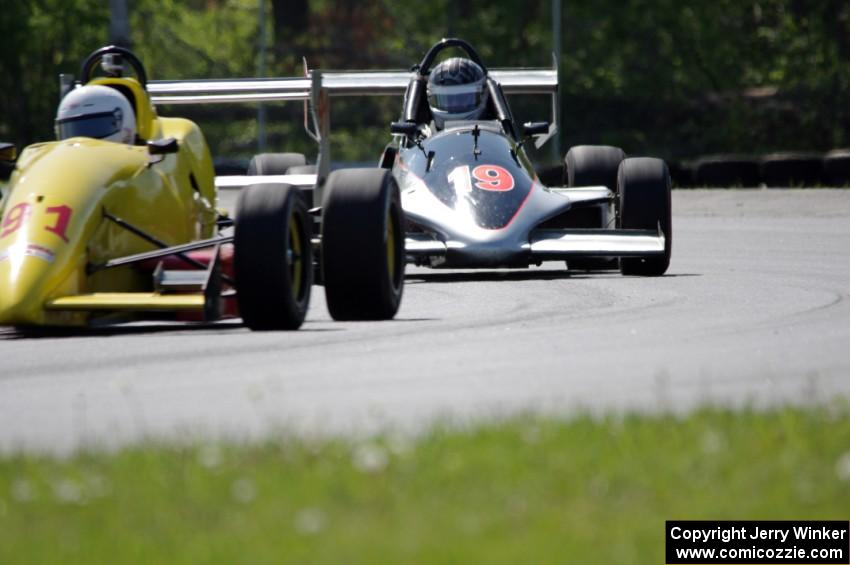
[0, 202, 73, 242]
[45, 205, 73, 242]
[472, 165, 515, 191]
[0, 203, 32, 239]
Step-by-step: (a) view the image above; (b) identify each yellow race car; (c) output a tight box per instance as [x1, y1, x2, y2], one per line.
[0, 46, 404, 331]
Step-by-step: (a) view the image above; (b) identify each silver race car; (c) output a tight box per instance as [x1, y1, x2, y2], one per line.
[144, 37, 671, 325]
[387, 38, 671, 275]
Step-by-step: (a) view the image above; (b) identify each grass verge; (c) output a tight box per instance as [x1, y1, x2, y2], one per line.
[1, 405, 849, 564]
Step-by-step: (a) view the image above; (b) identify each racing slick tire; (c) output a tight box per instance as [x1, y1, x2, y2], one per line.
[321, 169, 404, 321]
[565, 145, 626, 191]
[247, 153, 307, 175]
[565, 145, 625, 271]
[617, 158, 672, 276]
[234, 183, 313, 330]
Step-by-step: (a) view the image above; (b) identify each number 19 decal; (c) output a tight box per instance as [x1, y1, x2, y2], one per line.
[448, 164, 515, 193]
[472, 165, 515, 191]
[0, 203, 73, 242]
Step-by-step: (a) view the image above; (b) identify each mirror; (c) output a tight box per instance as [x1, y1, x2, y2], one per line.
[147, 137, 179, 155]
[0, 142, 17, 162]
[390, 121, 418, 137]
[522, 122, 549, 136]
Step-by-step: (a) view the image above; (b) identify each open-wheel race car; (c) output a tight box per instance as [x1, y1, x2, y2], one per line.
[0, 45, 404, 331]
[152, 37, 670, 279]
[386, 38, 672, 275]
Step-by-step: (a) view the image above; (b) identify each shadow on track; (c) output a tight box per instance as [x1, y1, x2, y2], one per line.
[407, 270, 702, 283]
[406, 270, 578, 284]
[0, 320, 340, 340]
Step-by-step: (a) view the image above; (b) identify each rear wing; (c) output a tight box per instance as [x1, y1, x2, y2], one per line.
[146, 64, 558, 204]
[147, 69, 557, 101]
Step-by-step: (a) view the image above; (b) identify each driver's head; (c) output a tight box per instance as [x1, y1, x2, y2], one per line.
[55, 85, 136, 144]
[427, 57, 488, 129]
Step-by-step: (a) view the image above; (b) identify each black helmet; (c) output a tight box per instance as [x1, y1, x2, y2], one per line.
[427, 57, 488, 128]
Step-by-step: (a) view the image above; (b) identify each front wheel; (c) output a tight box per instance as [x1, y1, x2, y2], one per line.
[234, 183, 313, 330]
[321, 169, 405, 320]
[618, 158, 672, 276]
[564, 145, 625, 271]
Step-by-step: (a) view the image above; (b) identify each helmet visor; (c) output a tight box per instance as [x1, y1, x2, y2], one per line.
[56, 109, 123, 141]
[428, 85, 482, 114]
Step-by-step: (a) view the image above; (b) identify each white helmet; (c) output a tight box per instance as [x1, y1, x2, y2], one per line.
[55, 84, 136, 144]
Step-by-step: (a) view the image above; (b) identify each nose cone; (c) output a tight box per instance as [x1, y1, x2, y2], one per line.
[0, 246, 55, 325]
[0, 139, 146, 328]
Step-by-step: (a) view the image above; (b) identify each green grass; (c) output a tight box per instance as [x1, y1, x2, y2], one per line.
[1, 405, 849, 564]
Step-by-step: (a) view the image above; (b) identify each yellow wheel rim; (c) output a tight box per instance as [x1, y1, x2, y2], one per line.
[289, 216, 303, 301]
[386, 210, 397, 286]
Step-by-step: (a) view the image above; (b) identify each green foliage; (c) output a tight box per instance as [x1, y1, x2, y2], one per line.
[132, 0, 261, 79]
[558, 0, 850, 156]
[0, 406, 848, 563]
[1, 0, 848, 160]
[0, 0, 109, 145]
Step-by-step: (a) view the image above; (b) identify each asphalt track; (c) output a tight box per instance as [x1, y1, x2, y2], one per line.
[1, 189, 849, 454]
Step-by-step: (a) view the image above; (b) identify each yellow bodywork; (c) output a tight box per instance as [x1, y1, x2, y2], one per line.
[0, 77, 217, 327]
[46, 293, 205, 311]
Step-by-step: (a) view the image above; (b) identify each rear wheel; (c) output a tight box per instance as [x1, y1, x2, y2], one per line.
[247, 153, 307, 175]
[321, 169, 404, 320]
[565, 145, 625, 191]
[234, 183, 313, 330]
[565, 145, 625, 271]
[617, 158, 672, 276]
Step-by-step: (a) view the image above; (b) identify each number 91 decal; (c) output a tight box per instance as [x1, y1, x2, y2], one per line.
[0, 203, 73, 242]
[448, 164, 515, 193]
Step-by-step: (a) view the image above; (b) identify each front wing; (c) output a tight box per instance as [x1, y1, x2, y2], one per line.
[405, 228, 666, 264]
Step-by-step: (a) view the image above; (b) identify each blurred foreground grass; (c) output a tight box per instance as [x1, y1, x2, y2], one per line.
[1, 406, 849, 564]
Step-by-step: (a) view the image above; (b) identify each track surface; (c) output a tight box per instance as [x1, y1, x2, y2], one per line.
[2, 189, 849, 454]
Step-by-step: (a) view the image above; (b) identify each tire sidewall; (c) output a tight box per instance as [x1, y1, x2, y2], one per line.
[382, 177, 405, 310]
[617, 158, 672, 276]
[321, 169, 405, 320]
[565, 145, 626, 192]
[234, 184, 312, 329]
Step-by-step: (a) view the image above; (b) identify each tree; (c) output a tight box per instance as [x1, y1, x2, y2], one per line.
[271, 0, 309, 44]
[0, 0, 109, 145]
